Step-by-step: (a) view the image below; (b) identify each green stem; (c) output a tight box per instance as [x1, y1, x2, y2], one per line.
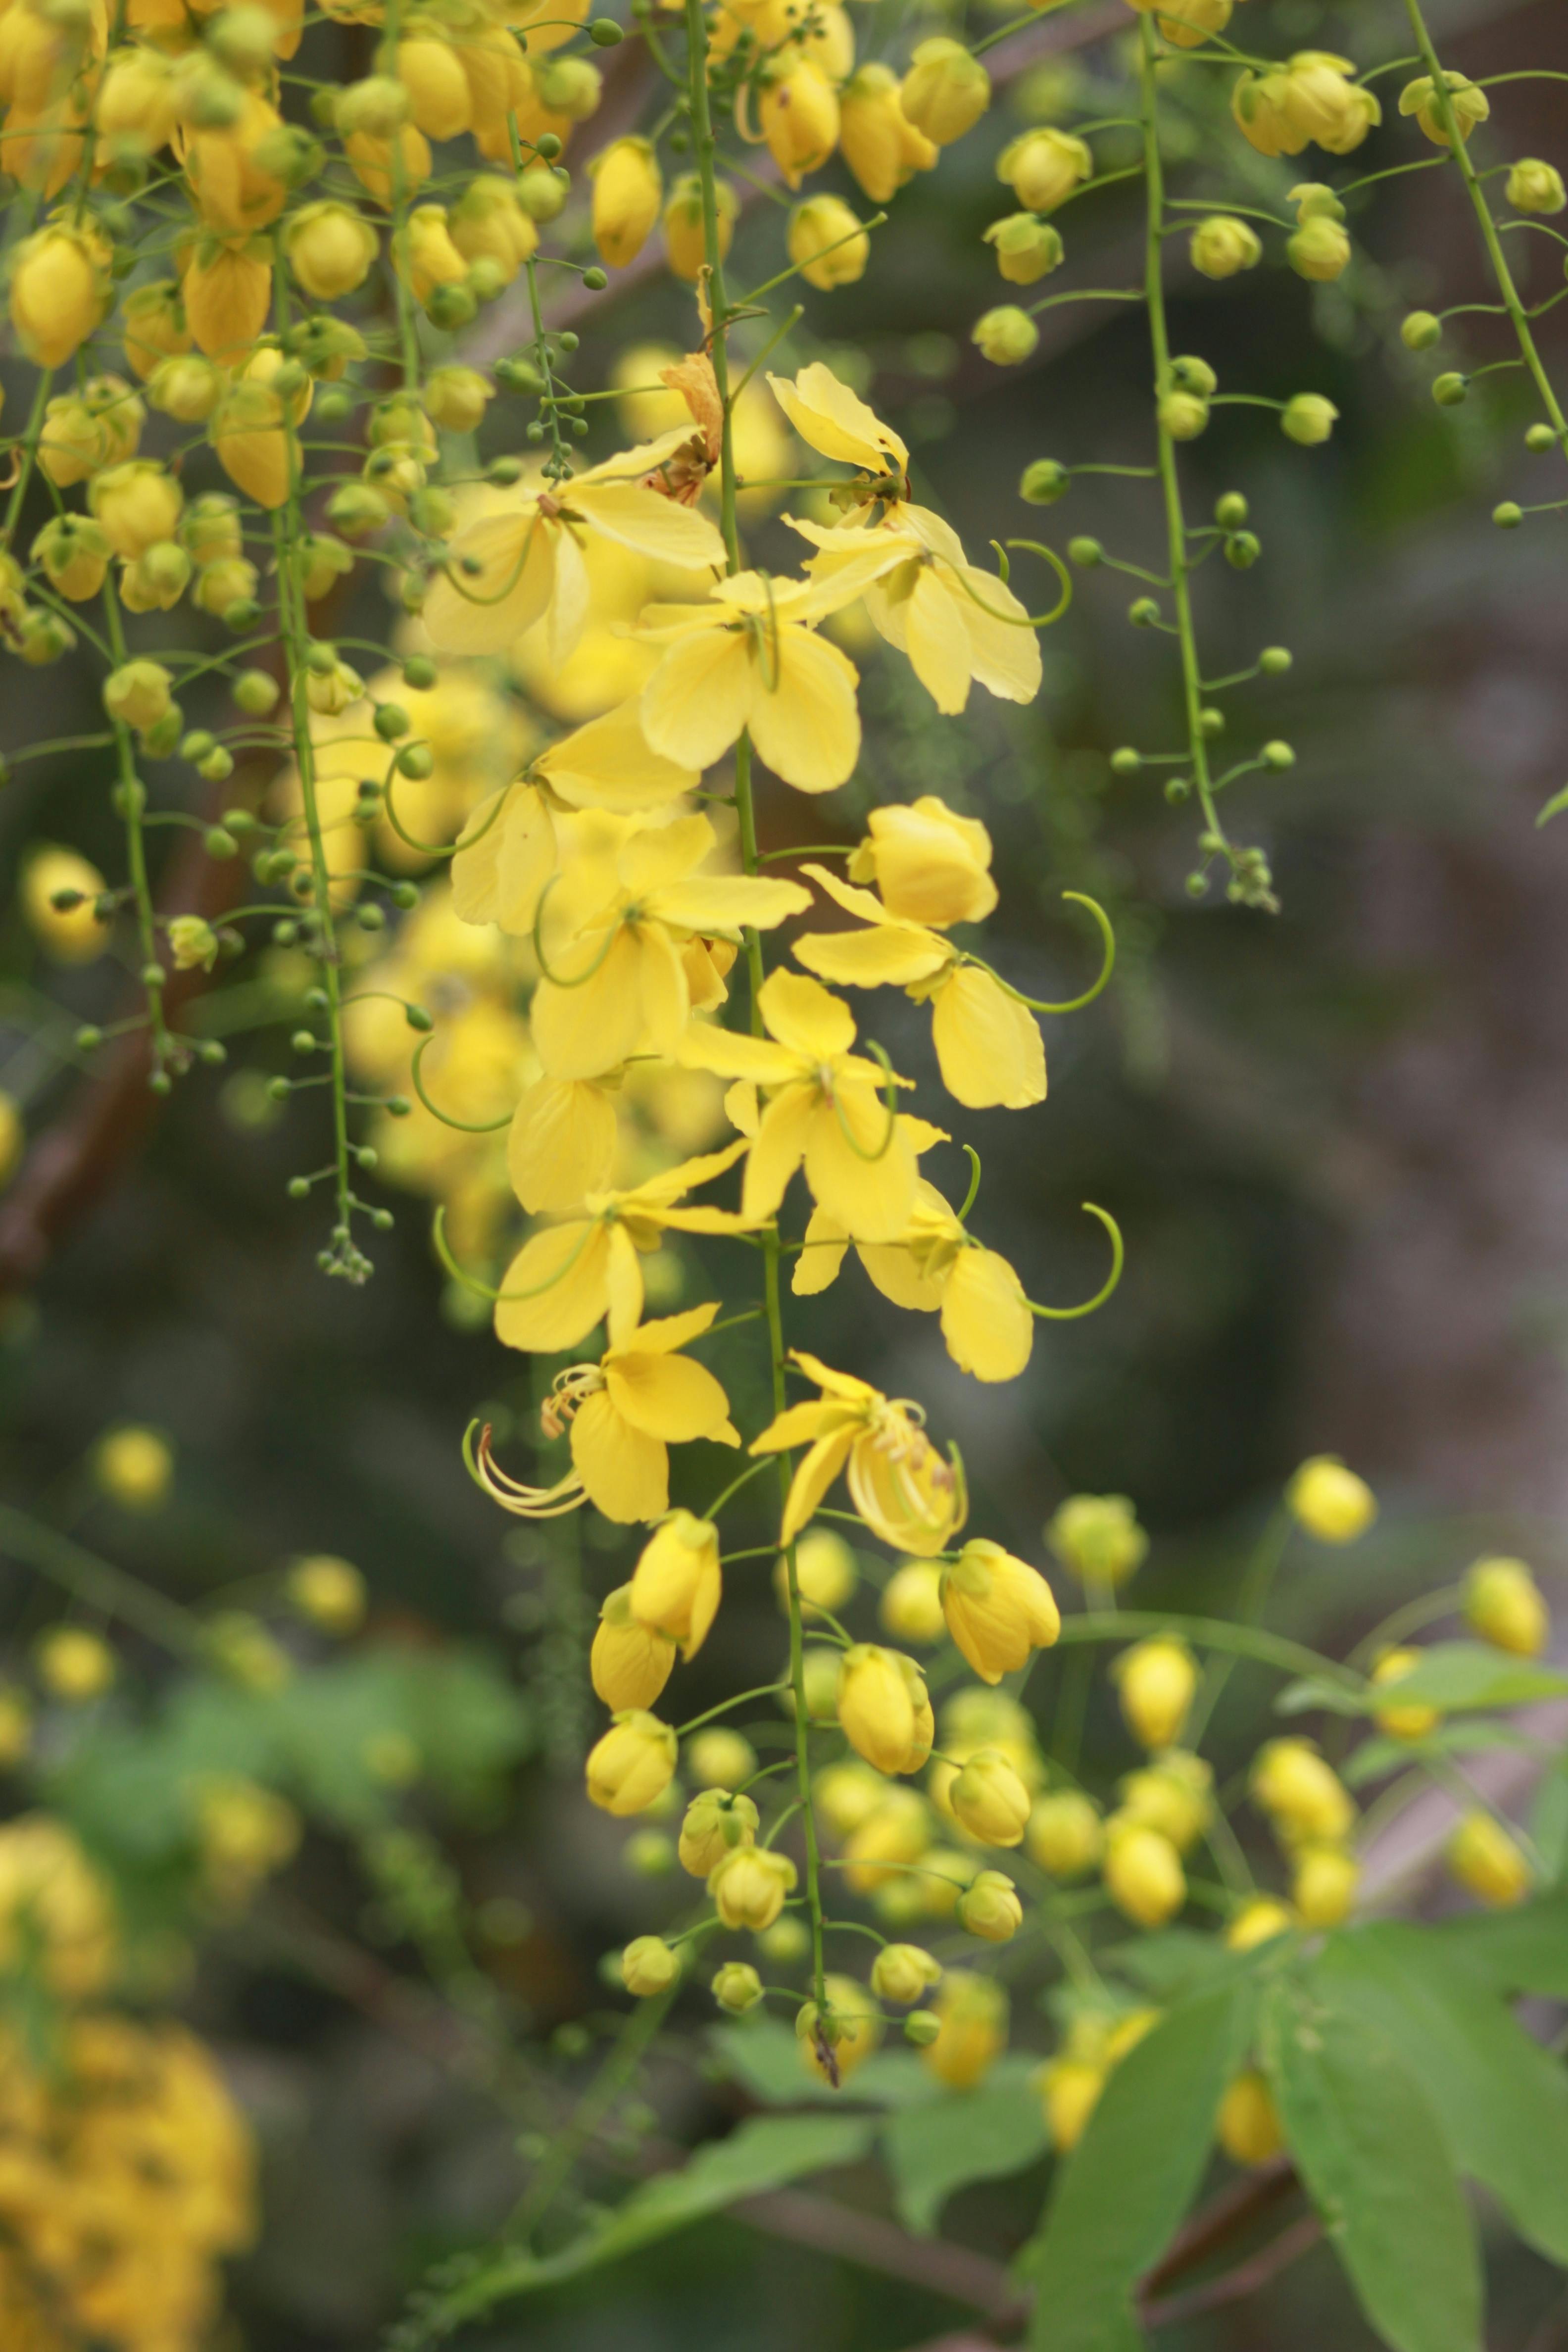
[100, 577, 173, 1081]
[0, 1505, 202, 1656]
[1055, 1608, 1358, 1688]
[1184, 1505, 1290, 1744]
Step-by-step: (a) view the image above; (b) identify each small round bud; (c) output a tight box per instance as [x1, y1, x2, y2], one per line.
[971, 305, 1039, 367]
[1493, 501, 1523, 530]
[1261, 739, 1296, 770]
[1215, 491, 1248, 530]
[1281, 392, 1339, 446]
[1432, 372, 1469, 408]
[1199, 707, 1225, 738]
[397, 743, 435, 779]
[234, 670, 280, 715]
[1068, 536, 1102, 568]
[402, 655, 437, 689]
[1185, 874, 1208, 899]
[1164, 778, 1190, 804]
[536, 131, 563, 159]
[582, 264, 608, 290]
[1225, 531, 1261, 569]
[1400, 309, 1442, 352]
[904, 2009, 941, 2047]
[1020, 458, 1069, 505]
[711, 1961, 763, 2014]
[204, 828, 238, 859]
[1128, 596, 1160, 628]
[1110, 747, 1142, 777]
[1259, 645, 1292, 676]
[374, 702, 410, 739]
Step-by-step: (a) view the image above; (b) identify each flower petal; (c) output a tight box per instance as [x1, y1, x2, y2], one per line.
[494, 1220, 610, 1354]
[537, 696, 698, 812]
[747, 625, 861, 795]
[780, 1426, 857, 1545]
[571, 1391, 667, 1521]
[577, 477, 727, 569]
[939, 1245, 1033, 1381]
[904, 567, 973, 715]
[531, 925, 646, 1079]
[804, 1087, 918, 1242]
[758, 967, 856, 1057]
[606, 1349, 733, 1441]
[508, 1078, 618, 1214]
[677, 1024, 802, 1087]
[953, 561, 1043, 705]
[650, 874, 811, 934]
[741, 1084, 816, 1222]
[640, 629, 754, 774]
[766, 363, 909, 474]
[424, 511, 554, 655]
[793, 923, 947, 988]
[792, 1203, 848, 1296]
[930, 965, 1045, 1110]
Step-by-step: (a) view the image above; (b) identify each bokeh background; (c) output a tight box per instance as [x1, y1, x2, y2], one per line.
[2, 0, 1567, 2342]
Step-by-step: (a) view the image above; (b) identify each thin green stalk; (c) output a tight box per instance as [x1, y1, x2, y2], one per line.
[0, 1505, 202, 1656]
[1184, 1506, 1290, 1744]
[1402, 0, 1568, 458]
[100, 576, 174, 1082]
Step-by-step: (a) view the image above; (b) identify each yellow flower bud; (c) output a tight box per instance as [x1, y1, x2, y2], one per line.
[306, 656, 364, 715]
[798, 1972, 881, 2085]
[1288, 215, 1351, 282]
[973, 305, 1039, 366]
[1116, 1752, 1212, 1856]
[985, 213, 1063, 286]
[949, 1749, 1032, 1848]
[9, 224, 107, 367]
[901, 38, 989, 147]
[1399, 70, 1489, 148]
[760, 59, 839, 190]
[996, 127, 1091, 214]
[1463, 1556, 1549, 1658]
[871, 1941, 941, 2004]
[147, 354, 224, 425]
[423, 365, 491, 435]
[1027, 1790, 1103, 1879]
[1113, 1637, 1196, 1752]
[1189, 214, 1263, 279]
[1123, 0, 1234, 47]
[686, 1730, 755, 1793]
[836, 1645, 934, 1776]
[32, 515, 110, 602]
[285, 199, 378, 300]
[585, 1710, 678, 1816]
[588, 136, 662, 268]
[1218, 2070, 1283, 2166]
[450, 176, 538, 278]
[1038, 2056, 1104, 2151]
[1046, 1493, 1148, 1590]
[119, 539, 192, 615]
[1225, 1895, 1295, 1951]
[813, 1759, 888, 1836]
[396, 34, 472, 138]
[287, 1554, 366, 1634]
[166, 913, 217, 970]
[401, 202, 468, 306]
[708, 1841, 797, 1930]
[122, 280, 190, 381]
[38, 396, 101, 488]
[1286, 1454, 1375, 1543]
[662, 170, 735, 281]
[1291, 1843, 1358, 1927]
[1103, 1822, 1185, 1927]
[839, 61, 936, 203]
[786, 194, 868, 291]
[712, 1960, 763, 2012]
[842, 1785, 930, 1892]
[38, 1626, 115, 1701]
[628, 1511, 721, 1661]
[679, 1787, 758, 1876]
[778, 1525, 858, 1619]
[924, 1968, 1007, 2088]
[23, 846, 109, 961]
[89, 462, 183, 561]
[345, 123, 432, 209]
[1448, 1809, 1532, 1909]
[939, 1540, 1060, 1685]
[1250, 1738, 1355, 1846]
[1281, 392, 1339, 447]
[1370, 1647, 1439, 1742]
[1159, 390, 1210, 441]
[1507, 158, 1567, 216]
[880, 1560, 945, 1644]
[193, 555, 259, 617]
[622, 1933, 680, 1995]
[1232, 52, 1380, 160]
[845, 794, 993, 926]
[958, 1866, 1023, 1941]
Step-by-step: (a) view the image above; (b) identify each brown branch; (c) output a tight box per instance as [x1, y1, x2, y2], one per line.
[736, 2186, 1029, 2327]
[1137, 2154, 1297, 2297]
[1142, 2210, 1323, 2330]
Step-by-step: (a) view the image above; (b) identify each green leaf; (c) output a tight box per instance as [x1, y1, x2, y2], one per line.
[1021, 1978, 1248, 2352]
[1536, 783, 1568, 827]
[1359, 1643, 1568, 1714]
[1102, 1927, 1236, 2001]
[882, 2062, 1048, 2236]
[1343, 1719, 1546, 1787]
[1529, 1761, 1568, 1885]
[710, 2017, 936, 2110]
[1316, 1926, 1568, 2265]
[1276, 1674, 1367, 1718]
[1261, 1976, 1482, 2352]
[1429, 1891, 1568, 1997]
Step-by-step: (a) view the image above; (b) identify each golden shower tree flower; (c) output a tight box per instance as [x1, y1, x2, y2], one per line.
[424, 434, 727, 662]
[628, 1509, 722, 1658]
[750, 1349, 967, 1554]
[473, 1300, 739, 1525]
[794, 1175, 1034, 1384]
[836, 1643, 935, 1774]
[678, 967, 919, 1240]
[939, 1540, 1062, 1683]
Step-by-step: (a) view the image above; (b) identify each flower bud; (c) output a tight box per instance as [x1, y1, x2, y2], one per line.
[1045, 1494, 1147, 1588]
[1249, 1738, 1354, 1847]
[1218, 2070, 1283, 2166]
[1398, 70, 1489, 148]
[33, 515, 110, 602]
[1286, 1453, 1373, 1538]
[1027, 1790, 1103, 1879]
[939, 1540, 1059, 1684]
[1288, 215, 1351, 282]
[708, 1842, 797, 1931]
[1189, 214, 1261, 279]
[778, 1525, 858, 1619]
[1291, 1843, 1358, 1927]
[679, 1787, 758, 1877]
[92, 1425, 172, 1509]
[1233, 52, 1380, 160]
[836, 1645, 934, 1776]
[972, 305, 1038, 366]
[1464, 1557, 1549, 1658]
[786, 195, 868, 292]
[585, 1710, 678, 1816]
[924, 1969, 1007, 2088]
[588, 136, 662, 268]
[1116, 1752, 1211, 1855]
[1225, 1895, 1294, 1951]
[761, 1916, 809, 1964]
[590, 1585, 675, 1711]
[621, 1934, 680, 1996]
[119, 539, 193, 614]
[901, 38, 989, 147]
[167, 914, 218, 971]
[663, 170, 735, 282]
[839, 61, 936, 203]
[9, 224, 107, 368]
[449, 176, 537, 280]
[996, 126, 1090, 214]
[958, 1867, 1023, 1941]
[984, 212, 1062, 286]
[1038, 2057, 1104, 2151]
[1159, 390, 1209, 441]
[1112, 1637, 1196, 1751]
[288, 1555, 365, 1634]
[949, 1750, 1032, 1849]
[1103, 1822, 1185, 1927]
[90, 461, 183, 559]
[396, 33, 472, 139]
[1371, 1647, 1439, 1742]
[517, 163, 568, 223]
[1448, 1810, 1532, 1908]
[148, 354, 224, 424]
[1401, 309, 1442, 352]
[629, 1511, 721, 1660]
[337, 73, 409, 139]
[286, 199, 378, 299]
[871, 1941, 941, 2004]
[1507, 158, 1566, 216]
[880, 1560, 945, 1643]
[712, 1960, 763, 2012]
[103, 659, 174, 732]
[193, 555, 259, 617]
[797, 1973, 881, 2085]
[813, 1760, 887, 1836]
[305, 657, 364, 716]
[843, 1785, 931, 1893]
[38, 1626, 115, 1701]
[759, 58, 839, 188]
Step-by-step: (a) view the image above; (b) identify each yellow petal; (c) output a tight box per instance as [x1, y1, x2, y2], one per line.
[742, 1084, 816, 1222]
[940, 1245, 1033, 1381]
[627, 1299, 722, 1355]
[424, 510, 554, 655]
[759, 966, 856, 1057]
[640, 627, 754, 774]
[631, 922, 691, 1058]
[904, 567, 973, 715]
[856, 1234, 944, 1312]
[793, 923, 947, 988]
[604, 1220, 646, 1351]
[804, 1086, 917, 1241]
[494, 1220, 610, 1353]
[954, 561, 1042, 705]
[780, 1425, 858, 1545]
[538, 696, 697, 812]
[726, 1078, 758, 1135]
[798, 860, 895, 927]
[620, 810, 714, 894]
[678, 1023, 802, 1087]
[571, 1391, 668, 1521]
[577, 477, 727, 569]
[507, 1077, 618, 1214]
[606, 1348, 732, 1442]
[747, 624, 860, 795]
[930, 965, 1045, 1110]
[531, 926, 645, 1079]
[625, 1139, 749, 1210]
[650, 873, 811, 934]
[547, 519, 591, 669]
[793, 1203, 848, 1296]
[452, 782, 557, 933]
[766, 362, 909, 475]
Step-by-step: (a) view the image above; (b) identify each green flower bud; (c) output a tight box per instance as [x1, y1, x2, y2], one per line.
[1507, 158, 1566, 216]
[1189, 214, 1261, 280]
[1020, 458, 1069, 504]
[983, 213, 1063, 287]
[1432, 372, 1468, 408]
[971, 305, 1039, 366]
[1159, 390, 1209, 441]
[1287, 215, 1351, 283]
[1401, 310, 1442, 351]
[1281, 392, 1338, 445]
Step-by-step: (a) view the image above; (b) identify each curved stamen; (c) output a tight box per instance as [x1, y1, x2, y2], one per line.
[432, 1203, 596, 1302]
[1028, 1203, 1125, 1322]
[410, 1033, 513, 1134]
[830, 1040, 898, 1164]
[972, 892, 1117, 1016]
[532, 870, 625, 991]
[948, 537, 1073, 631]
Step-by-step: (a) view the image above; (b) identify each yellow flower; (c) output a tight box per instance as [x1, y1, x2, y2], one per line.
[900, 38, 990, 146]
[591, 1583, 677, 1710]
[480, 1301, 739, 1524]
[839, 62, 936, 202]
[197, 1776, 301, 1908]
[1116, 1753, 1211, 1856]
[1463, 1556, 1548, 1657]
[1125, 0, 1235, 48]
[751, 1346, 966, 1554]
[871, 1941, 941, 2003]
[450, 173, 539, 280]
[679, 1786, 758, 1875]
[768, 358, 910, 485]
[836, 1643, 934, 1775]
[1113, 1637, 1196, 1751]
[1039, 2056, 1105, 2151]
[996, 126, 1091, 213]
[1225, 1896, 1295, 1951]
[286, 199, 378, 299]
[1507, 158, 1567, 216]
[1287, 1454, 1376, 1542]
[93, 1422, 173, 1508]
[634, 569, 864, 795]
[8, 221, 109, 366]
[1398, 70, 1488, 147]
[287, 1554, 366, 1634]
[924, 1968, 1007, 2088]
[590, 136, 662, 266]
[796, 1176, 1034, 1386]
[0, 1817, 115, 1994]
[629, 1509, 721, 1659]
[1103, 1821, 1185, 1927]
[814, 1758, 889, 1835]
[680, 968, 919, 1240]
[180, 89, 290, 234]
[798, 1971, 881, 2086]
[660, 170, 735, 281]
[958, 1866, 1023, 1940]
[622, 1933, 680, 1994]
[949, 1750, 1032, 1847]
[425, 438, 726, 662]
[1027, 1791, 1103, 1879]
[712, 1960, 764, 2011]
[759, 57, 839, 188]
[1231, 52, 1380, 159]
[1046, 1492, 1147, 1588]
[586, 1709, 678, 1814]
[1249, 1738, 1355, 1846]
[23, 846, 108, 962]
[1189, 214, 1263, 279]
[1291, 1843, 1358, 1927]
[1371, 1647, 1440, 1742]
[787, 195, 869, 291]
[687, 1728, 755, 1787]
[940, 1541, 1060, 1682]
[493, 1138, 756, 1354]
[880, 1559, 946, 1643]
[182, 238, 273, 359]
[38, 1626, 115, 1702]
[1218, 2071, 1284, 2166]
[709, 1841, 796, 1929]
[1448, 1810, 1531, 1908]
